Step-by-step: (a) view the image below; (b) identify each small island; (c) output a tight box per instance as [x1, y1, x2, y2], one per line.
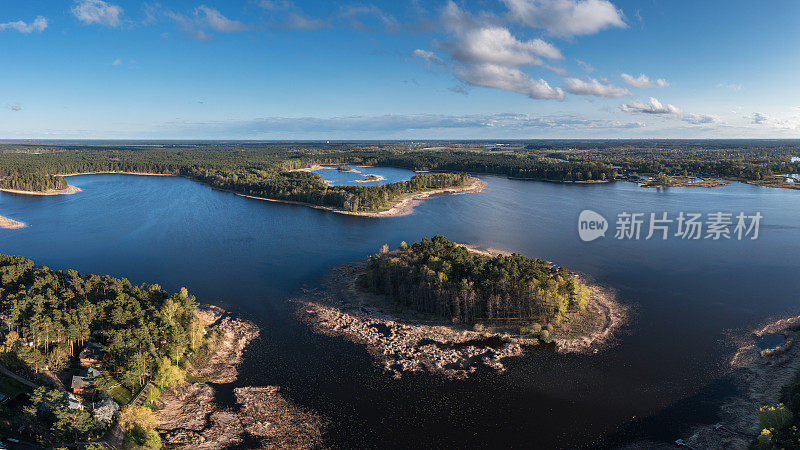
[0, 173, 81, 195]
[297, 236, 624, 378]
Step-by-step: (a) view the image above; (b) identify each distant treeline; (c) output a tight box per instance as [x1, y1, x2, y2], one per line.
[0, 173, 67, 192]
[363, 236, 590, 327]
[0, 142, 798, 205]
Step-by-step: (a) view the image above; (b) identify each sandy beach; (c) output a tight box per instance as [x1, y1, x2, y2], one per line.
[0, 215, 26, 229]
[0, 185, 82, 196]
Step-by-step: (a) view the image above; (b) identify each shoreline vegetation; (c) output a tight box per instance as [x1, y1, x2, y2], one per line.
[675, 313, 800, 449]
[296, 237, 625, 379]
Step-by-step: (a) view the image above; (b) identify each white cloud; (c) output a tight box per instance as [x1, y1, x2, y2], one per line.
[6, 103, 22, 112]
[0, 16, 48, 33]
[621, 73, 669, 88]
[436, 2, 565, 101]
[455, 64, 565, 99]
[502, 0, 626, 37]
[620, 97, 680, 115]
[563, 77, 629, 97]
[257, 0, 294, 11]
[621, 97, 717, 125]
[196, 6, 248, 32]
[751, 112, 770, 125]
[442, 3, 561, 67]
[72, 0, 123, 27]
[283, 13, 327, 30]
[412, 49, 443, 66]
[112, 58, 123, 66]
[576, 59, 594, 73]
[338, 5, 397, 32]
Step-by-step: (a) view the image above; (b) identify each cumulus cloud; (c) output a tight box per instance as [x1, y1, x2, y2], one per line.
[621, 97, 717, 125]
[434, 2, 564, 101]
[502, 0, 626, 37]
[6, 103, 22, 112]
[621, 73, 669, 88]
[257, 0, 294, 11]
[620, 97, 680, 115]
[563, 77, 629, 97]
[72, 0, 123, 27]
[442, 2, 561, 67]
[196, 5, 248, 32]
[455, 64, 564, 99]
[0, 16, 48, 33]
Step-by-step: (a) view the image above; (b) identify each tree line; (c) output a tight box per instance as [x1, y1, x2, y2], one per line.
[0, 173, 68, 191]
[363, 236, 590, 328]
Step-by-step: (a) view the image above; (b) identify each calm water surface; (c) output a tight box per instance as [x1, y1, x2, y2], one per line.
[311, 165, 415, 186]
[1, 174, 799, 449]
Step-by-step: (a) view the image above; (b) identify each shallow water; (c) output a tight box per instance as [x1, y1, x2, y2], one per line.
[1, 174, 799, 448]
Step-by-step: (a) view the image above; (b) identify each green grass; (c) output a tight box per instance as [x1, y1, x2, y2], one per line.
[185, 373, 209, 383]
[0, 374, 32, 402]
[110, 383, 133, 405]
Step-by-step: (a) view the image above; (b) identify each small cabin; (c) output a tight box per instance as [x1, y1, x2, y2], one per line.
[71, 367, 100, 396]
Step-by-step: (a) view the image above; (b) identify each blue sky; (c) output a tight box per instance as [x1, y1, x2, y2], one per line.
[2, 0, 800, 139]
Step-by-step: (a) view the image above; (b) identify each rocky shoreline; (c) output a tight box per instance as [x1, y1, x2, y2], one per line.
[156, 306, 325, 449]
[295, 263, 623, 379]
[673, 314, 800, 449]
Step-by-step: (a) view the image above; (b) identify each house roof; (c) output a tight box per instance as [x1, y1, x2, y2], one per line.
[71, 375, 89, 390]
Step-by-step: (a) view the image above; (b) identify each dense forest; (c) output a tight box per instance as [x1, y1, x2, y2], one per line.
[0, 173, 68, 192]
[0, 254, 202, 387]
[363, 236, 590, 329]
[754, 373, 800, 448]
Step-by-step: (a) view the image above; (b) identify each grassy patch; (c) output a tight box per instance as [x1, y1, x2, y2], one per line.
[185, 373, 209, 384]
[111, 383, 133, 405]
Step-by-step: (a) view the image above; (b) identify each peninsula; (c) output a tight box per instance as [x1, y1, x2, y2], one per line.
[297, 236, 624, 378]
[0, 254, 323, 448]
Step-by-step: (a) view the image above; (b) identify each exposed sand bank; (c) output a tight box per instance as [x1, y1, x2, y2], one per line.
[673, 315, 800, 449]
[637, 178, 730, 188]
[238, 176, 487, 218]
[60, 171, 176, 177]
[295, 260, 624, 379]
[0, 185, 81, 196]
[0, 215, 26, 229]
[156, 306, 324, 449]
[353, 174, 386, 183]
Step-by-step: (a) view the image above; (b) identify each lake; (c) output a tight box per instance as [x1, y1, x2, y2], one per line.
[1, 173, 799, 448]
[311, 165, 415, 186]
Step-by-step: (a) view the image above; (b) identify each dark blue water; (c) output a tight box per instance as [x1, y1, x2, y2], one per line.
[1, 174, 799, 449]
[312, 165, 415, 186]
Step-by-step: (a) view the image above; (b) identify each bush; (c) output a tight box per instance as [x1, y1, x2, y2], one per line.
[759, 403, 793, 431]
[473, 323, 485, 332]
[519, 322, 542, 336]
[539, 329, 551, 343]
[399, 241, 408, 250]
